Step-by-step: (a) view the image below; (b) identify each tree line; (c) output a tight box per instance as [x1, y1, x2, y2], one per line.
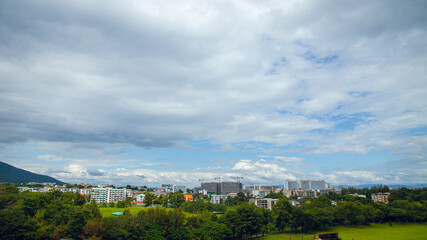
[0, 183, 426, 239]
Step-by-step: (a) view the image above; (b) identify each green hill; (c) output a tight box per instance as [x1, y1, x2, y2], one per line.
[0, 161, 65, 184]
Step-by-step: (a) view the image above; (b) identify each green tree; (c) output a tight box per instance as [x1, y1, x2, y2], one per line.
[236, 192, 249, 202]
[0, 184, 19, 195]
[69, 211, 87, 240]
[101, 217, 130, 240]
[272, 198, 293, 232]
[74, 192, 86, 206]
[169, 228, 191, 240]
[123, 208, 131, 216]
[142, 207, 186, 236]
[308, 195, 331, 208]
[335, 201, 365, 225]
[69, 202, 101, 239]
[144, 192, 155, 207]
[79, 219, 103, 240]
[168, 192, 185, 208]
[116, 201, 126, 208]
[291, 207, 308, 231]
[19, 192, 51, 217]
[0, 207, 37, 240]
[82, 201, 102, 219]
[265, 192, 285, 199]
[224, 203, 263, 239]
[196, 221, 232, 240]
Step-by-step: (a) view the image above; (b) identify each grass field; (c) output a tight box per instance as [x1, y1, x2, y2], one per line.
[99, 206, 195, 217]
[255, 223, 427, 240]
[100, 207, 145, 217]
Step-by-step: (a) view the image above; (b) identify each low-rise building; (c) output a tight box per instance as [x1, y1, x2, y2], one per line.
[130, 201, 144, 206]
[161, 184, 173, 193]
[250, 198, 279, 210]
[210, 194, 228, 204]
[302, 190, 317, 198]
[289, 199, 301, 207]
[136, 193, 145, 202]
[371, 192, 390, 204]
[184, 194, 193, 202]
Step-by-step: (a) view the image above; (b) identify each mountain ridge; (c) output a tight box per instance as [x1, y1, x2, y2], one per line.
[0, 161, 65, 184]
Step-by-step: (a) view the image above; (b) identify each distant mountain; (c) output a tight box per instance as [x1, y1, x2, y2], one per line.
[0, 161, 65, 184]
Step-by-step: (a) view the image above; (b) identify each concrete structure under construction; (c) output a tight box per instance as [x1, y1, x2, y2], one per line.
[221, 182, 242, 195]
[201, 182, 242, 195]
[201, 182, 219, 194]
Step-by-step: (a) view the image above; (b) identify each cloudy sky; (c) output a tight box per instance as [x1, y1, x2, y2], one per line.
[1, 0, 426, 187]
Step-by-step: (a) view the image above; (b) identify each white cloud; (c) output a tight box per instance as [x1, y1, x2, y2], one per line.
[0, 0, 426, 185]
[40, 158, 296, 186]
[274, 156, 302, 163]
[310, 170, 427, 186]
[38, 154, 63, 161]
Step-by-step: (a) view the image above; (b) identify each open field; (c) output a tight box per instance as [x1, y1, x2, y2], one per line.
[100, 207, 145, 216]
[255, 223, 427, 240]
[99, 206, 195, 217]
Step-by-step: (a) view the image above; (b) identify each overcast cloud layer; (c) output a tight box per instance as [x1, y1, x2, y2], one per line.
[1, 0, 426, 186]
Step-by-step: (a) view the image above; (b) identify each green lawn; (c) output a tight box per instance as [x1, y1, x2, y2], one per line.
[100, 207, 145, 217]
[256, 223, 427, 240]
[99, 206, 195, 217]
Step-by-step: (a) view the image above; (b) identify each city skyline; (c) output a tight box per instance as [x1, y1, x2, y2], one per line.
[0, 1, 426, 186]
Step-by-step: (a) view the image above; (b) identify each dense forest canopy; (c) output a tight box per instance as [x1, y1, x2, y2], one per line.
[0, 183, 426, 240]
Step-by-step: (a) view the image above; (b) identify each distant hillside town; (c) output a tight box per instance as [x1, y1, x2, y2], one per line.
[15, 178, 393, 209]
[4, 178, 425, 239]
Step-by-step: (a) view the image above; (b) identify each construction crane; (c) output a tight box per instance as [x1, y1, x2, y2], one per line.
[231, 176, 244, 182]
[199, 177, 225, 183]
[230, 176, 243, 182]
[199, 178, 219, 182]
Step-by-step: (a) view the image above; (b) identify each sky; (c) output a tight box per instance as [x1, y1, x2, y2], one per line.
[0, 0, 426, 187]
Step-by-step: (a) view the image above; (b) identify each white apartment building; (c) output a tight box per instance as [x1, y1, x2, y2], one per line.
[210, 194, 228, 204]
[80, 188, 91, 195]
[300, 180, 329, 191]
[91, 187, 127, 203]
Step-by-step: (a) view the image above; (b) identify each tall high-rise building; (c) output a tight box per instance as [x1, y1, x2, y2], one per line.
[201, 182, 219, 194]
[284, 180, 299, 190]
[220, 182, 242, 195]
[201, 182, 242, 194]
[299, 180, 328, 190]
